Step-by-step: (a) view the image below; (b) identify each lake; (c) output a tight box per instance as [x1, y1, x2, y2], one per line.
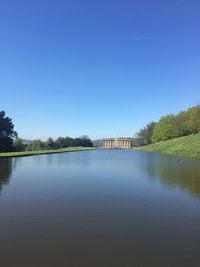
[0, 150, 200, 267]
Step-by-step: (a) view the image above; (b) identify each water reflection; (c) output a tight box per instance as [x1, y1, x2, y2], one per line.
[0, 158, 18, 192]
[0, 158, 13, 191]
[139, 152, 200, 199]
[1, 151, 200, 267]
[0, 151, 200, 200]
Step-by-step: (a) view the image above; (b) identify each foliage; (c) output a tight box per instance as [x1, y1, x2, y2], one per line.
[151, 115, 176, 143]
[45, 137, 55, 150]
[26, 136, 93, 151]
[151, 104, 200, 143]
[0, 111, 17, 152]
[135, 104, 200, 146]
[27, 139, 44, 151]
[186, 105, 200, 134]
[13, 138, 26, 152]
[55, 137, 73, 148]
[135, 122, 156, 146]
[172, 111, 190, 137]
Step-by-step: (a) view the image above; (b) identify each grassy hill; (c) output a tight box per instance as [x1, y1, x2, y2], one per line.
[136, 133, 200, 159]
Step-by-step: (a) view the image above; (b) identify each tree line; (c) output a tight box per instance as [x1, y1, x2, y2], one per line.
[1, 104, 200, 152]
[135, 104, 200, 146]
[0, 111, 93, 152]
[13, 137, 93, 151]
[14, 136, 93, 152]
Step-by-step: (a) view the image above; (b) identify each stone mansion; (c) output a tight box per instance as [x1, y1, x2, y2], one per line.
[103, 138, 133, 149]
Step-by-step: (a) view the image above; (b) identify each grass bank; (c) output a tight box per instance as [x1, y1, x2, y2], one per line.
[0, 147, 96, 158]
[135, 133, 200, 159]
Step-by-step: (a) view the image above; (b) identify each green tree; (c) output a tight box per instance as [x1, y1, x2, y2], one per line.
[45, 137, 55, 149]
[79, 135, 93, 147]
[135, 122, 156, 146]
[186, 105, 200, 134]
[152, 115, 176, 143]
[172, 111, 190, 137]
[28, 139, 44, 151]
[137, 104, 200, 145]
[64, 137, 73, 147]
[13, 138, 25, 152]
[0, 111, 17, 152]
[55, 137, 63, 148]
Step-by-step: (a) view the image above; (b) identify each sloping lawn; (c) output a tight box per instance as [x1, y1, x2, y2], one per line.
[136, 133, 200, 159]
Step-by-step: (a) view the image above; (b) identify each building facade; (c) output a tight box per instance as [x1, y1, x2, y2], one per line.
[103, 138, 132, 149]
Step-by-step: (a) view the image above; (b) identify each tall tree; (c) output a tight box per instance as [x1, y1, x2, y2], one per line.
[0, 111, 17, 152]
[186, 105, 200, 134]
[152, 115, 176, 143]
[13, 138, 25, 152]
[64, 137, 73, 147]
[45, 137, 55, 149]
[135, 122, 156, 146]
[27, 139, 44, 151]
[55, 137, 63, 148]
[172, 111, 191, 137]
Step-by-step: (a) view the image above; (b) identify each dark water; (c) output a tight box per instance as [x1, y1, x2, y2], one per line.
[0, 150, 200, 267]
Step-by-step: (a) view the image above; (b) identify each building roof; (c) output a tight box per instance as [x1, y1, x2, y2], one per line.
[103, 137, 133, 141]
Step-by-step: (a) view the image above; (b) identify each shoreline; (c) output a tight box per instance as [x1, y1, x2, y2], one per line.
[134, 133, 200, 160]
[133, 148, 200, 160]
[0, 147, 96, 159]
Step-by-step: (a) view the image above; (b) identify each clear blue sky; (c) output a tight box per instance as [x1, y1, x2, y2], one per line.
[0, 0, 199, 140]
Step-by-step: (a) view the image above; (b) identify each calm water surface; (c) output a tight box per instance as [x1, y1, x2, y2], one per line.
[0, 150, 200, 267]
